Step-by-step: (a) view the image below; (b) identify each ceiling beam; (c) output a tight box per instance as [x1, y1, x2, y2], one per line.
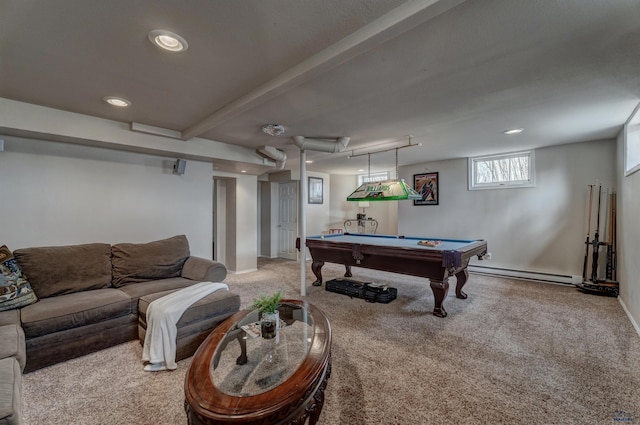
[181, 0, 468, 140]
[0, 98, 276, 175]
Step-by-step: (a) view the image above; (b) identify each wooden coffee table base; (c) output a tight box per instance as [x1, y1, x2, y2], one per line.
[184, 301, 332, 425]
[279, 357, 331, 425]
[185, 356, 331, 425]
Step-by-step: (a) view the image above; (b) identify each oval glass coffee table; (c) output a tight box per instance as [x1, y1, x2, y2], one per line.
[184, 300, 332, 425]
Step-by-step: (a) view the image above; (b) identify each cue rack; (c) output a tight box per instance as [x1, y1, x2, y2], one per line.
[576, 184, 619, 296]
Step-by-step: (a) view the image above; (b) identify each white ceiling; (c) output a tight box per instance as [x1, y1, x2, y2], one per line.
[1, 0, 639, 175]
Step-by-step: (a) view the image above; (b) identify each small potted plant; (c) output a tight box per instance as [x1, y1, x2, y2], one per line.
[251, 290, 284, 339]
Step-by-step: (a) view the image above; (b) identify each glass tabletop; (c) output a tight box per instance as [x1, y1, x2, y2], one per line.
[210, 302, 315, 397]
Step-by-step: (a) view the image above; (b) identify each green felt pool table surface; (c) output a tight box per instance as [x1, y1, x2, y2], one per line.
[306, 233, 482, 251]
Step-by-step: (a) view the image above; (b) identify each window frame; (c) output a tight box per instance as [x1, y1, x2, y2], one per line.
[468, 150, 535, 190]
[624, 102, 640, 177]
[357, 171, 390, 186]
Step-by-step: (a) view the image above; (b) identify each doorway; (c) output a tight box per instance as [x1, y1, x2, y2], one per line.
[278, 182, 298, 260]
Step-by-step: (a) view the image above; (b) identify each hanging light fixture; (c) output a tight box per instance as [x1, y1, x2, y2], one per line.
[357, 156, 372, 210]
[346, 137, 422, 202]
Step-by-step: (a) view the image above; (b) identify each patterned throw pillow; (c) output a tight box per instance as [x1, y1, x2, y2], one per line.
[0, 245, 38, 311]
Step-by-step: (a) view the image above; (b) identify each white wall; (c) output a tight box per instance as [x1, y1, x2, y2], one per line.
[617, 127, 640, 331]
[223, 179, 237, 271]
[258, 181, 279, 258]
[305, 171, 331, 236]
[214, 180, 226, 263]
[268, 182, 279, 257]
[235, 173, 259, 272]
[398, 140, 617, 278]
[213, 171, 258, 273]
[329, 175, 357, 231]
[0, 136, 213, 257]
[363, 201, 398, 235]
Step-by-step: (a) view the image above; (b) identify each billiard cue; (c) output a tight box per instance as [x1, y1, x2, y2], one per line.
[582, 184, 594, 281]
[611, 190, 617, 281]
[590, 185, 602, 283]
[606, 190, 614, 280]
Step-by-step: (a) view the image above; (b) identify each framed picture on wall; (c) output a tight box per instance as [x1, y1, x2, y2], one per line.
[413, 172, 439, 205]
[308, 176, 323, 204]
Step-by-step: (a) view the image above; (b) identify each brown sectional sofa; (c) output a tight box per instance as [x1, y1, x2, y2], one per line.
[0, 312, 25, 425]
[0, 235, 240, 425]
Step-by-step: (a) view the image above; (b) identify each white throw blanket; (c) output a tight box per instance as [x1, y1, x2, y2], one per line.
[142, 281, 229, 371]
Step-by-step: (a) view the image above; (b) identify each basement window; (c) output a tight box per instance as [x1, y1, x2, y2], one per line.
[357, 171, 389, 186]
[468, 150, 535, 190]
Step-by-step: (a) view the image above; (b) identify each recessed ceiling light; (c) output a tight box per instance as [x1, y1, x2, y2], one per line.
[241, 170, 247, 173]
[503, 128, 524, 135]
[357, 169, 365, 172]
[148, 29, 188, 52]
[305, 160, 314, 164]
[102, 96, 131, 107]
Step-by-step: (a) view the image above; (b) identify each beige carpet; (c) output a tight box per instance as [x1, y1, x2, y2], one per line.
[22, 258, 640, 424]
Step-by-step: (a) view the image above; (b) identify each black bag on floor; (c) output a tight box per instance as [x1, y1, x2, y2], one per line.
[325, 278, 397, 304]
[363, 282, 397, 304]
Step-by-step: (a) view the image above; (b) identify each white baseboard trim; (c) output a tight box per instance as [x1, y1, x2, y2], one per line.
[618, 296, 640, 338]
[468, 265, 581, 285]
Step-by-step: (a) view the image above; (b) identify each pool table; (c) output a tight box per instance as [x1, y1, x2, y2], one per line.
[303, 233, 487, 318]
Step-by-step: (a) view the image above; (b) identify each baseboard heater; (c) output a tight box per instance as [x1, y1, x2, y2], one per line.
[468, 265, 580, 285]
[325, 278, 397, 303]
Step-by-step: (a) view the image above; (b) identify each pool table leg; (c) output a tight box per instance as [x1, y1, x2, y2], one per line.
[455, 268, 469, 299]
[344, 265, 353, 278]
[429, 279, 450, 318]
[311, 260, 325, 286]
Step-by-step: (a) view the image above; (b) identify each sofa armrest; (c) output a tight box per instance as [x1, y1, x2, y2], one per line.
[0, 309, 20, 327]
[0, 325, 26, 372]
[181, 256, 227, 282]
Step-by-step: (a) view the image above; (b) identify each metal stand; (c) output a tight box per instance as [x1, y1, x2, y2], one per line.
[344, 218, 378, 234]
[575, 185, 619, 297]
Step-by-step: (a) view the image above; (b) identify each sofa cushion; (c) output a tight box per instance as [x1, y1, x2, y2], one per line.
[0, 325, 25, 372]
[111, 235, 190, 287]
[0, 245, 38, 311]
[0, 358, 21, 425]
[19, 288, 131, 339]
[138, 288, 241, 362]
[14, 243, 112, 298]
[138, 288, 241, 333]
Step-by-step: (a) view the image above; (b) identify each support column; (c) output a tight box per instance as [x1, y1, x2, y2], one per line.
[299, 149, 307, 296]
